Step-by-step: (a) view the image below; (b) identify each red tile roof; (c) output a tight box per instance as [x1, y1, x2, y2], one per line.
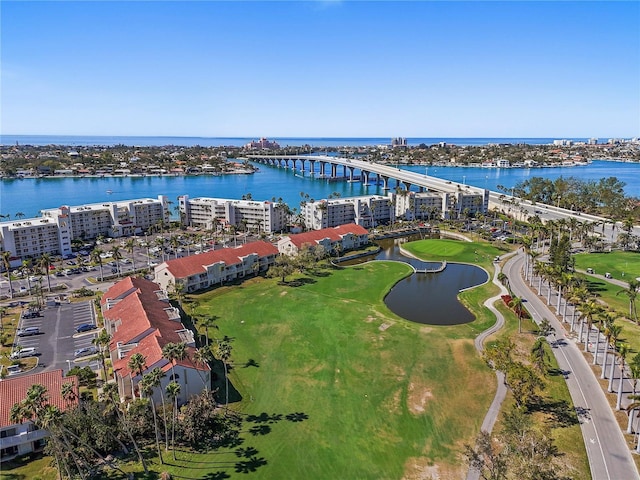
[0, 370, 78, 427]
[286, 223, 368, 249]
[103, 277, 209, 379]
[161, 241, 278, 279]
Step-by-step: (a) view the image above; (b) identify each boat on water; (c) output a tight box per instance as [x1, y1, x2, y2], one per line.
[106, 189, 113, 194]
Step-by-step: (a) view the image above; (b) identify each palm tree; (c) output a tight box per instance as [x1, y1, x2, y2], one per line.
[162, 342, 186, 385]
[140, 372, 164, 464]
[91, 248, 104, 281]
[101, 382, 149, 474]
[60, 382, 77, 408]
[124, 238, 137, 272]
[626, 394, 640, 439]
[155, 237, 166, 263]
[199, 315, 219, 346]
[1, 250, 13, 299]
[110, 245, 123, 277]
[617, 279, 639, 324]
[508, 296, 525, 334]
[193, 347, 213, 389]
[37, 253, 53, 292]
[617, 343, 631, 410]
[166, 381, 181, 460]
[603, 323, 621, 382]
[169, 236, 180, 259]
[127, 352, 147, 399]
[580, 300, 602, 353]
[92, 329, 112, 382]
[213, 339, 232, 410]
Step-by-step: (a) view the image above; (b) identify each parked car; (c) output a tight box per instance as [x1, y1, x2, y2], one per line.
[17, 327, 40, 336]
[10, 347, 38, 359]
[74, 346, 98, 358]
[6, 365, 21, 375]
[76, 323, 97, 333]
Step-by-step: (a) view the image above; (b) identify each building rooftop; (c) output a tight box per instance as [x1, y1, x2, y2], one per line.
[0, 370, 78, 427]
[161, 241, 278, 279]
[286, 224, 369, 249]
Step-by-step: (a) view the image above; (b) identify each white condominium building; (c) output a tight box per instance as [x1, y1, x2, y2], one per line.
[302, 189, 486, 229]
[42, 195, 169, 239]
[178, 195, 288, 234]
[1, 195, 169, 261]
[303, 195, 394, 230]
[0, 215, 74, 259]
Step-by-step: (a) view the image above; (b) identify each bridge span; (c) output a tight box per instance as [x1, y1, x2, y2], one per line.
[247, 154, 639, 237]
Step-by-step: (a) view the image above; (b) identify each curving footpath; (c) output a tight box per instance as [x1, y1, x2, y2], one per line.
[465, 253, 515, 480]
[505, 251, 639, 480]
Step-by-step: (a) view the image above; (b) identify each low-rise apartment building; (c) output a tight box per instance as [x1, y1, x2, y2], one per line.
[101, 277, 209, 405]
[278, 224, 369, 256]
[154, 241, 279, 293]
[0, 370, 78, 462]
[178, 195, 288, 234]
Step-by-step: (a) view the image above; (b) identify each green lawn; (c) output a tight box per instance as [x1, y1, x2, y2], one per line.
[572, 273, 640, 355]
[172, 260, 497, 479]
[402, 238, 507, 265]
[574, 251, 640, 281]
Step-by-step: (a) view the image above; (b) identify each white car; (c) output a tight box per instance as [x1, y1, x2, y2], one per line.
[10, 347, 38, 359]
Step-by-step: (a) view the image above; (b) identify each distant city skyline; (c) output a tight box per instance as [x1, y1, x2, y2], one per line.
[1, 1, 638, 138]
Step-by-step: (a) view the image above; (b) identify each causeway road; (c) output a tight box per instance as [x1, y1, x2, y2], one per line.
[505, 252, 639, 480]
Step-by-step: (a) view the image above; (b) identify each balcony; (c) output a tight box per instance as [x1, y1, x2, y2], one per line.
[0, 428, 48, 449]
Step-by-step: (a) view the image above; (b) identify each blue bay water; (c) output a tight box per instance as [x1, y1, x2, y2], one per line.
[1, 160, 638, 219]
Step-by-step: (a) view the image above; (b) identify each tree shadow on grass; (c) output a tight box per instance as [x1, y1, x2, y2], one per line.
[234, 456, 267, 474]
[242, 358, 259, 368]
[528, 397, 579, 427]
[245, 412, 283, 423]
[247, 424, 271, 436]
[285, 412, 309, 422]
[585, 279, 608, 296]
[310, 270, 332, 277]
[285, 277, 317, 287]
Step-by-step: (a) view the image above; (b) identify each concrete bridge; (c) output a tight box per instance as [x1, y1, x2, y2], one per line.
[247, 154, 639, 238]
[248, 153, 485, 195]
[415, 261, 447, 274]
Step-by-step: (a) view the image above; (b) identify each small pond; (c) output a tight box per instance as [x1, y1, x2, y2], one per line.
[341, 236, 489, 325]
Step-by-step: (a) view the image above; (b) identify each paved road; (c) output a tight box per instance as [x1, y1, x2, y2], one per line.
[505, 252, 639, 480]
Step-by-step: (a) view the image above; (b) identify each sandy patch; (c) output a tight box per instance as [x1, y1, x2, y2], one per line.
[382, 388, 402, 415]
[402, 459, 464, 480]
[364, 316, 375, 323]
[420, 326, 433, 334]
[407, 381, 433, 415]
[402, 458, 440, 480]
[379, 322, 393, 331]
[279, 290, 288, 296]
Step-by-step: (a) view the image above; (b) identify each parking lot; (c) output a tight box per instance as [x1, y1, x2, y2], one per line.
[12, 300, 100, 375]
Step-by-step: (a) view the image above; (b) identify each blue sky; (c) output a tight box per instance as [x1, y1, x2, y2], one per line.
[1, 1, 639, 137]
